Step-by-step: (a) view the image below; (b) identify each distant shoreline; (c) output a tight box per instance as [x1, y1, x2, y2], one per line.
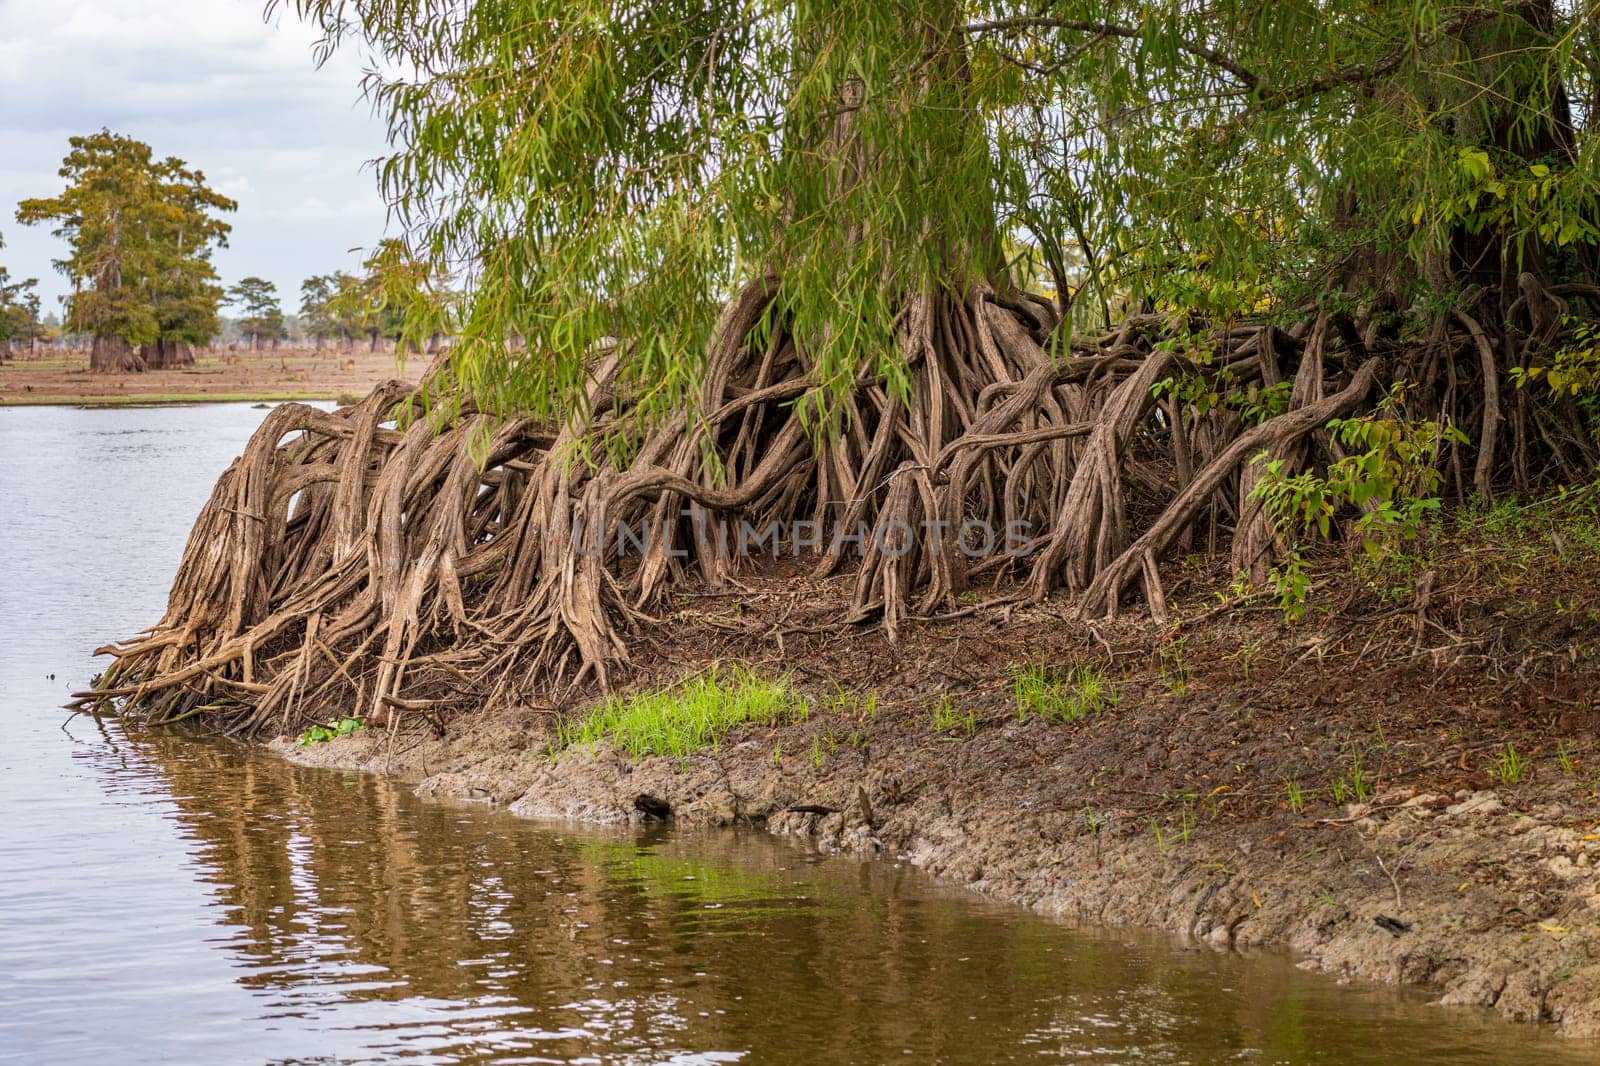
[0, 346, 416, 408]
[1, 391, 356, 408]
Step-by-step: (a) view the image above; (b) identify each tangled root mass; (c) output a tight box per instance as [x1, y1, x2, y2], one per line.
[80, 277, 1599, 734]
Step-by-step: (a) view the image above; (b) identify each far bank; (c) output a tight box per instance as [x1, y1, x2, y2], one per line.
[0, 346, 415, 406]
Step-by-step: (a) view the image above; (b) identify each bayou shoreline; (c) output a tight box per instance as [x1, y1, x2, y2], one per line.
[270, 544, 1600, 1040]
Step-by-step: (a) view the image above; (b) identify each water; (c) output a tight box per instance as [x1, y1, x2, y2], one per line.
[0, 403, 1592, 1065]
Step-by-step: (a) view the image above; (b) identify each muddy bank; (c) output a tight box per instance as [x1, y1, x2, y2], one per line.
[276, 701, 1600, 1036]
[273, 510, 1600, 1038]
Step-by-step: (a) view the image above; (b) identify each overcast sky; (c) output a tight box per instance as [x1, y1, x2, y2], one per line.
[0, 0, 392, 314]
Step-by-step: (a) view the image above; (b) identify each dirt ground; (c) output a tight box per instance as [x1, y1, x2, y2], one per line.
[0, 345, 418, 406]
[276, 494, 1600, 1037]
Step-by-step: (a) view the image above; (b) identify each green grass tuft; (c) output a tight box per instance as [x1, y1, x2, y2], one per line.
[1489, 742, 1529, 785]
[556, 664, 809, 760]
[1011, 662, 1116, 723]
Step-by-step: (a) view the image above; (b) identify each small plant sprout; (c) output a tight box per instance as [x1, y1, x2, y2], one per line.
[1150, 819, 1167, 852]
[1348, 753, 1373, 803]
[299, 716, 364, 747]
[1158, 638, 1192, 697]
[809, 735, 824, 769]
[1325, 753, 1373, 805]
[1083, 804, 1101, 836]
[1489, 743, 1528, 785]
[825, 683, 880, 721]
[1234, 639, 1263, 681]
[1284, 779, 1306, 814]
[1178, 802, 1197, 844]
[932, 694, 959, 733]
[1557, 740, 1579, 776]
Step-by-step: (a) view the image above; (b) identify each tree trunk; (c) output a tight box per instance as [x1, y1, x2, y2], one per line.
[145, 339, 196, 370]
[90, 335, 145, 373]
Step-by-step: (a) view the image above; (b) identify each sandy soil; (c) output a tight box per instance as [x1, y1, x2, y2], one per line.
[0, 345, 418, 406]
[273, 502, 1600, 1038]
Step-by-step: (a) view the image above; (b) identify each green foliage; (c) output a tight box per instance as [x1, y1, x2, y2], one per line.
[1150, 798, 1197, 852]
[1283, 779, 1306, 814]
[1254, 404, 1464, 556]
[1155, 368, 1292, 424]
[264, 2, 1600, 421]
[555, 665, 809, 760]
[298, 715, 365, 746]
[1176, 801, 1197, 844]
[1429, 149, 1600, 251]
[16, 130, 235, 347]
[1230, 638, 1262, 681]
[1011, 661, 1116, 723]
[297, 242, 458, 370]
[1250, 393, 1466, 620]
[1519, 317, 1600, 396]
[1513, 317, 1600, 443]
[1264, 550, 1312, 622]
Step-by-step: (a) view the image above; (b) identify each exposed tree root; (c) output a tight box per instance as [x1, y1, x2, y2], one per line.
[78, 279, 1599, 734]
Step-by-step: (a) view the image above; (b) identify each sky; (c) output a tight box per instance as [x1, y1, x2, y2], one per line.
[0, 0, 393, 315]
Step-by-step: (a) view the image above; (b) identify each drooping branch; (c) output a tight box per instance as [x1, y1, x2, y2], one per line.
[960, 16, 1259, 88]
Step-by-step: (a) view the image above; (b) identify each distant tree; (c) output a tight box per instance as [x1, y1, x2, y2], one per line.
[299, 273, 350, 349]
[228, 276, 286, 350]
[0, 231, 40, 362]
[329, 240, 455, 356]
[15, 130, 234, 371]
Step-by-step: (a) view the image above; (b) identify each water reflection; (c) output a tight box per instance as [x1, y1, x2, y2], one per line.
[101, 728, 1582, 1066]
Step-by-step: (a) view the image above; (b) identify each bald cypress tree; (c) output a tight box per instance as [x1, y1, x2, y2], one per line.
[17, 131, 234, 372]
[91, 1, 1600, 730]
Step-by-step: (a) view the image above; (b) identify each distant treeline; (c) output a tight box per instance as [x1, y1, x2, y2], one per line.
[5, 130, 452, 370]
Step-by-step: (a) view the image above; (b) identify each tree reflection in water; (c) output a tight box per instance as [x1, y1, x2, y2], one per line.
[122, 730, 1584, 1066]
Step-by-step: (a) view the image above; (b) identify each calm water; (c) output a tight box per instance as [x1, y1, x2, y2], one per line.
[0, 403, 1593, 1065]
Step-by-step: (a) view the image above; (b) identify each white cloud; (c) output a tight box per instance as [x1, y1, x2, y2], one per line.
[0, 0, 393, 311]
